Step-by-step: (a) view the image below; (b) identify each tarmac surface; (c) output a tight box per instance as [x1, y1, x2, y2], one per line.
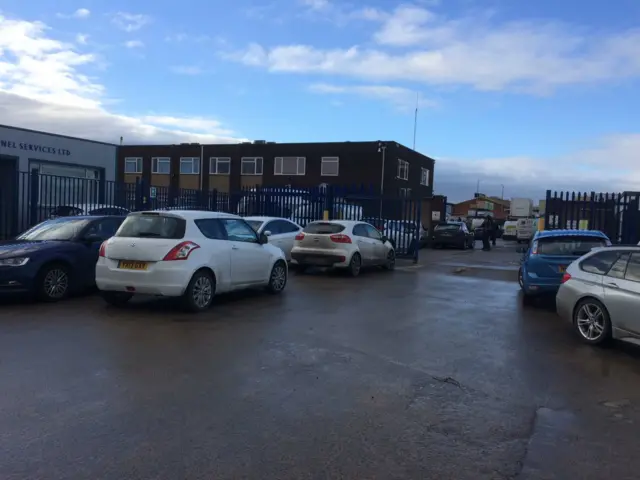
[1, 241, 640, 479]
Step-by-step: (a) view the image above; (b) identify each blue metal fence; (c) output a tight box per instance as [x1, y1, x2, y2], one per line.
[1, 170, 423, 259]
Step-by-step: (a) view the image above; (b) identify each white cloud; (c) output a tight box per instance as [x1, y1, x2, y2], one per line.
[300, 0, 330, 10]
[75, 33, 88, 45]
[0, 15, 244, 145]
[308, 83, 435, 111]
[227, 4, 640, 93]
[57, 8, 91, 19]
[111, 12, 151, 32]
[170, 65, 203, 75]
[124, 40, 144, 48]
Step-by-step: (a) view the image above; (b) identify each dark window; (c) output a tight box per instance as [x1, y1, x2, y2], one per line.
[245, 220, 264, 232]
[88, 207, 129, 216]
[17, 218, 90, 241]
[581, 251, 622, 275]
[607, 253, 630, 279]
[221, 219, 258, 243]
[85, 217, 124, 238]
[195, 219, 227, 240]
[435, 224, 461, 232]
[303, 222, 345, 234]
[352, 224, 368, 237]
[51, 206, 83, 217]
[364, 224, 382, 240]
[116, 214, 186, 239]
[275, 220, 300, 234]
[624, 253, 640, 282]
[536, 236, 608, 256]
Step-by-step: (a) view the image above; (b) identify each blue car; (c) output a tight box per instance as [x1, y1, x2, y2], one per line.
[0, 215, 126, 302]
[518, 229, 611, 301]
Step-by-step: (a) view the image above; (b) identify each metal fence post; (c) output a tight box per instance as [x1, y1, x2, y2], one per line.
[28, 168, 39, 227]
[324, 186, 334, 220]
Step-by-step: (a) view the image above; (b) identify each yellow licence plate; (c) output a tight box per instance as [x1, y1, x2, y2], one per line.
[118, 260, 148, 270]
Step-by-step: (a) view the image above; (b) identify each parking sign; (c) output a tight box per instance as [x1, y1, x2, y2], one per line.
[150, 187, 157, 199]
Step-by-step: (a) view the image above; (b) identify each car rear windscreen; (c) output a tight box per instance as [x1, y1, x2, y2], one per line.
[303, 222, 345, 234]
[435, 224, 460, 232]
[537, 236, 607, 256]
[116, 214, 186, 239]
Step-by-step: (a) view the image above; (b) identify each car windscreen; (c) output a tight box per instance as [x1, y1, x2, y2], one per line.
[17, 218, 90, 241]
[303, 222, 346, 234]
[435, 224, 460, 232]
[245, 220, 264, 232]
[115, 214, 186, 239]
[537, 236, 608, 256]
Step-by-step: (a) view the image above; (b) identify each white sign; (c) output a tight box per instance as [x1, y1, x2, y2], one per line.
[150, 186, 157, 199]
[432, 211, 441, 221]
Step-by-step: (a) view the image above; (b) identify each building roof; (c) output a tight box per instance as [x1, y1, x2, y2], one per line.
[0, 124, 118, 147]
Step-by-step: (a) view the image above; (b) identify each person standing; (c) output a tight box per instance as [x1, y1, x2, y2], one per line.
[482, 215, 493, 251]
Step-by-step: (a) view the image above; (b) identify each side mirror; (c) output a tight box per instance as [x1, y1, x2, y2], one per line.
[381, 235, 388, 243]
[84, 234, 103, 244]
[263, 230, 272, 237]
[259, 233, 269, 245]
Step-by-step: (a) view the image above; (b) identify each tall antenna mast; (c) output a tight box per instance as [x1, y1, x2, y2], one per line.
[412, 92, 418, 150]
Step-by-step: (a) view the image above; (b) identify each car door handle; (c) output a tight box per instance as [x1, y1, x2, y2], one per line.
[232, 246, 239, 250]
[604, 282, 619, 289]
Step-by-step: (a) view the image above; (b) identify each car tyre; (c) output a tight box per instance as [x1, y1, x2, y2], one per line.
[384, 250, 396, 270]
[36, 262, 71, 302]
[266, 261, 287, 294]
[347, 252, 362, 277]
[182, 270, 215, 313]
[518, 267, 525, 290]
[468, 240, 475, 249]
[573, 298, 612, 346]
[101, 291, 134, 307]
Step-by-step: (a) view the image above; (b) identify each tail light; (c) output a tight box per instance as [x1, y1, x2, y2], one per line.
[295, 233, 305, 241]
[531, 241, 538, 255]
[330, 234, 352, 244]
[163, 241, 200, 261]
[99, 241, 107, 257]
[561, 272, 571, 283]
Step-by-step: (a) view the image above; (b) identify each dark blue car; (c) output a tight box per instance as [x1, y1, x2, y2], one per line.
[518, 229, 611, 301]
[0, 215, 126, 302]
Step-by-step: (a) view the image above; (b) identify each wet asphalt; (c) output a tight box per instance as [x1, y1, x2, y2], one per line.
[1, 242, 640, 479]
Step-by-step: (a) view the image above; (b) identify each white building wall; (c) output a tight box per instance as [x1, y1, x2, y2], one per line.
[0, 125, 117, 180]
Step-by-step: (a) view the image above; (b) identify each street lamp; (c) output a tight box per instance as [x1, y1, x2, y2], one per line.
[501, 184, 505, 199]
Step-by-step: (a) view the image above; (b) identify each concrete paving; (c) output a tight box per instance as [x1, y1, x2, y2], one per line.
[1, 248, 640, 479]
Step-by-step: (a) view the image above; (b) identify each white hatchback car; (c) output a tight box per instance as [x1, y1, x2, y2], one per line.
[244, 216, 302, 261]
[96, 210, 288, 312]
[290, 220, 395, 276]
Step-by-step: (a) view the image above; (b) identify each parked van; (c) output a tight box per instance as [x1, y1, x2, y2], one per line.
[516, 218, 536, 243]
[503, 220, 518, 241]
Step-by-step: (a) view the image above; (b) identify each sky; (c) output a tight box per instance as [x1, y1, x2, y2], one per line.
[0, 0, 639, 202]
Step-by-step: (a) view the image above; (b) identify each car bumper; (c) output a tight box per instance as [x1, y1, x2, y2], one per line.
[523, 275, 562, 295]
[0, 266, 37, 293]
[555, 284, 575, 322]
[96, 259, 193, 297]
[290, 248, 350, 267]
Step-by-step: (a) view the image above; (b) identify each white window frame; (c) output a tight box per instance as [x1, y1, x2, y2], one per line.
[274, 157, 306, 176]
[321, 156, 339, 176]
[124, 157, 142, 174]
[180, 157, 200, 175]
[397, 159, 409, 181]
[151, 157, 171, 174]
[209, 157, 231, 175]
[420, 167, 430, 186]
[241, 157, 263, 176]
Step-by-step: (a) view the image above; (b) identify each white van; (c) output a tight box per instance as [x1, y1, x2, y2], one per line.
[516, 218, 535, 243]
[502, 220, 518, 241]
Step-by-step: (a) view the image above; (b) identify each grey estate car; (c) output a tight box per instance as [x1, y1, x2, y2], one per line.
[556, 245, 640, 347]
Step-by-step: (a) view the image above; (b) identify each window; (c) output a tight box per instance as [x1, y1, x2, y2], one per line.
[420, 167, 430, 186]
[180, 157, 200, 175]
[535, 235, 608, 256]
[116, 214, 186, 239]
[275, 157, 306, 176]
[124, 157, 142, 174]
[210, 157, 230, 175]
[321, 157, 339, 176]
[435, 224, 462, 232]
[581, 251, 623, 275]
[625, 253, 640, 282]
[221, 219, 258, 243]
[87, 207, 130, 216]
[241, 157, 263, 175]
[85, 218, 124, 239]
[364, 224, 382, 240]
[353, 224, 368, 237]
[152, 157, 171, 174]
[17, 218, 91, 241]
[194, 219, 227, 240]
[264, 220, 299, 235]
[607, 253, 631, 279]
[397, 159, 409, 180]
[303, 222, 345, 234]
[400, 188, 412, 197]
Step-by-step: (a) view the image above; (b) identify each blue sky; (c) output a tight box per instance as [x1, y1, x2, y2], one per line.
[0, 0, 639, 201]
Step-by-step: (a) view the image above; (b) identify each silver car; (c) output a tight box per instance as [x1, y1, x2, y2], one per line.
[556, 246, 640, 347]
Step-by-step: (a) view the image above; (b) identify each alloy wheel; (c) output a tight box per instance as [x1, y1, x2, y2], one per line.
[270, 264, 287, 291]
[44, 269, 69, 299]
[351, 254, 361, 276]
[576, 303, 606, 341]
[192, 276, 213, 309]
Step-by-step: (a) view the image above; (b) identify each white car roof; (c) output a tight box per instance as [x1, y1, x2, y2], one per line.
[308, 220, 362, 227]
[138, 210, 240, 220]
[244, 216, 296, 222]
